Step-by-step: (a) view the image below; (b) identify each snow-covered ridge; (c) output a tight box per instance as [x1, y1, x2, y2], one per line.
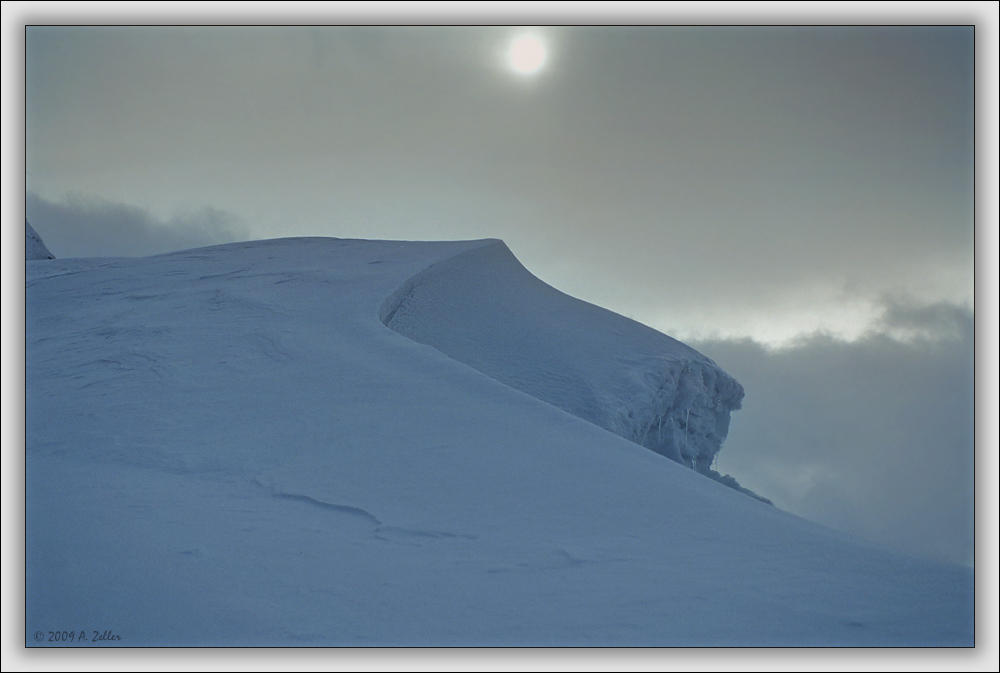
[25, 236, 972, 646]
[380, 240, 760, 497]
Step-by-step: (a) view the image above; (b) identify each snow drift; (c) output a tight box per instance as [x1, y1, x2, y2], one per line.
[380, 240, 764, 500]
[25, 235, 973, 646]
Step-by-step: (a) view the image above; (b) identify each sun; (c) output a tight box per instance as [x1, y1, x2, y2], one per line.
[507, 34, 547, 75]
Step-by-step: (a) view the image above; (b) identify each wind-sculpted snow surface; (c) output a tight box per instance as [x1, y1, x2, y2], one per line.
[25, 237, 973, 646]
[380, 241, 761, 498]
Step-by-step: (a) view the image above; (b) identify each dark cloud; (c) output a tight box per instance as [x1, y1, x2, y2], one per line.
[874, 295, 974, 343]
[25, 192, 248, 259]
[692, 299, 975, 566]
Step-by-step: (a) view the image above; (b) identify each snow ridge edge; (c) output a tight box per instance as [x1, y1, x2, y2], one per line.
[378, 240, 768, 502]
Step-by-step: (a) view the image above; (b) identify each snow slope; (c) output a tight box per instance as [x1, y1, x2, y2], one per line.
[25, 236, 973, 646]
[25, 220, 55, 260]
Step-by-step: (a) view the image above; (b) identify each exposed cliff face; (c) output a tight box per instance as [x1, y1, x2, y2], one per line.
[26, 220, 55, 260]
[380, 240, 763, 500]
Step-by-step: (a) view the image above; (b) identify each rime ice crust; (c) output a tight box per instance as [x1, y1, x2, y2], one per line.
[380, 241, 762, 499]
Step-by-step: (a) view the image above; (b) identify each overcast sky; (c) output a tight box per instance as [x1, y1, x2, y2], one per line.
[25, 23, 976, 344]
[14, 12, 994, 569]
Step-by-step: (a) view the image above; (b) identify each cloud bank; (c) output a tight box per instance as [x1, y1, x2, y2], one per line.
[694, 297, 975, 566]
[26, 192, 248, 258]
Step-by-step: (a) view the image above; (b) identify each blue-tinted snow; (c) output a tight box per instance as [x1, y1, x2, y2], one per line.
[25, 237, 973, 646]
